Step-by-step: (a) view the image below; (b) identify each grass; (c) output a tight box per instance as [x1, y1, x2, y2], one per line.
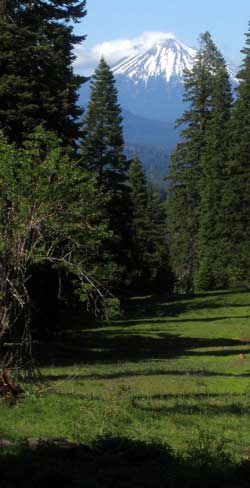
[2, 289, 250, 460]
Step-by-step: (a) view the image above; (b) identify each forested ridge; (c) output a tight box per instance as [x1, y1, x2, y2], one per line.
[0, 2, 250, 372]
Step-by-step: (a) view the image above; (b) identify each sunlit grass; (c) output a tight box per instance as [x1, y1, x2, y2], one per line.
[2, 289, 250, 457]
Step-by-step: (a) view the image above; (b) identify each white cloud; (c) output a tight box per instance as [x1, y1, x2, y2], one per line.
[74, 31, 175, 74]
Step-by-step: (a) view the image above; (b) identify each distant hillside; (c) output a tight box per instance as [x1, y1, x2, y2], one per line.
[124, 143, 172, 186]
[122, 110, 179, 184]
[122, 109, 179, 147]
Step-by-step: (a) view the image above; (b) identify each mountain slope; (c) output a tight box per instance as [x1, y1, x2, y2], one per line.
[122, 109, 179, 185]
[124, 143, 172, 185]
[112, 36, 237, 122]
[122, 109, 178, 147]
[112, 37, 196, 122]
[113, 37, 196, 83]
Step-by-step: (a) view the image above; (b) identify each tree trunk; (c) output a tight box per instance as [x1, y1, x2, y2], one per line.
[0, 1, 7, 17]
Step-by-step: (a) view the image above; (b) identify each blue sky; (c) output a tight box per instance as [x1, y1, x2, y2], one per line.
[74, 0, 250, 73]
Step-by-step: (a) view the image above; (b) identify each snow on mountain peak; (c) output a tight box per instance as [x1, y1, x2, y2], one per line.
[112, 37, 197, 83]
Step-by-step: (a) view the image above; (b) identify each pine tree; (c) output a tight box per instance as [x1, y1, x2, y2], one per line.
[127, 156, 151, 289]
[0, 1, 87, 146]
[81, 58, 130, 287]
[167, 145, 199, 292]
[167, 33, 211, 291]
[224, 23, 250, 284]
[81, 58, 128, 185]
[167, 32, 231, 292]
[127, 158, 174, 293]
[196, 44, 233, 290]
[147, 178, 174, 293]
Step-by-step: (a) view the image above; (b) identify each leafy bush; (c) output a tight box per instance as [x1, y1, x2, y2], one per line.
[0, 127, 111, 369]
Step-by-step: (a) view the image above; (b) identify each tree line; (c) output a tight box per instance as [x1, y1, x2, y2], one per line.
[167, 27, 250, 292]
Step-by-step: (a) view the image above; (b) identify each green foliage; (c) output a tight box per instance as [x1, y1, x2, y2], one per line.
[222, 23, 250, 285]
[0, 1, 87, 146]
[197, 44, 232, 290]
[81, 57, 128, 184]
[146, 178, 174, 293]
[127, 157, 174, 293]
[0, 126, 108, 267]
[195, 258, 216, 291]
[127, 156, 150, 288]
[0, 127, 110, 361]
[167, 33, 214, 291]
[167, 32, 232, 292]
[81, 58, 131, 289]
[186, 426, 233, 469]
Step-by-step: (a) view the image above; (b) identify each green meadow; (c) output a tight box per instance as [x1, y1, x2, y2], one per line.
[2, 289, 250, 460]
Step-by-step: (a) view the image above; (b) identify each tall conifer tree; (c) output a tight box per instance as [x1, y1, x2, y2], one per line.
[0, 0, 87, 146]
[196, 45, 232, 289]
[81, 58, 128, 185]
[224, 23, 250, 284]
[167, 32, 232, 291]
[127, 156, 150, 288]
[167, 33, 213, 291]
[81, 58, 130, 286]
[147, 178, 174, 293]
[127, 159, 174, 293]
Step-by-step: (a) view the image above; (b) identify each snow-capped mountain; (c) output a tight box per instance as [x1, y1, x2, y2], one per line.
[113, 37, 196, 84]
[112, 36, 237, 122]
[79, 34, 237, 123]
[111, 36, 196, 122]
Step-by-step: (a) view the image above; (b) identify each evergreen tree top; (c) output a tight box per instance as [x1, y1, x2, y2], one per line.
[0, 0, 87, 146]
[231, 21, 250, 158]
[1, 0, 87, 44]
[237, 23, 250, 82]
[81, 57, 128, 183]
[90, 57, 122, 111]
[241, 22, 250, 51]
[3, 0, 87, 22]
[82, 57, 124, 155]
[128, 156, 148, 198]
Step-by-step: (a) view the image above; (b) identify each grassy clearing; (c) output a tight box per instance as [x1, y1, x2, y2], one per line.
[2, 289, 250, 459]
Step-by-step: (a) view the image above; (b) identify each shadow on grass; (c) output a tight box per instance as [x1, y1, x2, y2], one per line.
[42, 368, 250, 383]
[33, 293, 250, 367]
[43, 390, 250, 417]
[135, 392, 250, 416]
[1, 437, 249, 487]
[114, 315, 250, 327]
[35, 331, 249, 367]
[138, 403, 249, 416]
[122, 292, 250, 321]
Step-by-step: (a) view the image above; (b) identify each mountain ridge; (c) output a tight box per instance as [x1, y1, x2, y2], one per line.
[112, 36, 237, 122]
[112, 37, 196, 84]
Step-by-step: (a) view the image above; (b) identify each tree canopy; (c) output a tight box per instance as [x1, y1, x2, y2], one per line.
[167, 32, 232, 291]
[0, 0, 87, 147]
